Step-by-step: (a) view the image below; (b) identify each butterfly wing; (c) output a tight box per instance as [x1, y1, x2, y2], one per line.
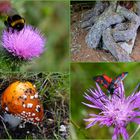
[109, 72, 128, 91]
[112, 72, 128, 85]
[93, 75, 110, 89]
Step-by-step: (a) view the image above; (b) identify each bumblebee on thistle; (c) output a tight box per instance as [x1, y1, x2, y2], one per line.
[1, 8, 25, 32]
[1, 10, 45, 60]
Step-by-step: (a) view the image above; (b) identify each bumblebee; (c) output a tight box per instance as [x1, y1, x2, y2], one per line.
[4, 14, 25, 32]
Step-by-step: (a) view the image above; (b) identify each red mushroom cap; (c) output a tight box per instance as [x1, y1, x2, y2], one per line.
[1, 81, 44, 125]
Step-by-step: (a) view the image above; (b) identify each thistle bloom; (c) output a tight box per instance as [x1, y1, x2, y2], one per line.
[2, 25, 45, 60]
[83, 82, 140, 140]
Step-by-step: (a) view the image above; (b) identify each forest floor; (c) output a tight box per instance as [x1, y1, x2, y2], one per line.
[71, 10, 140, 62]
[0, 72, 69, 139]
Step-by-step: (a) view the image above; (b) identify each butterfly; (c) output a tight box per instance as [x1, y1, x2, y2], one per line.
[93, 72, 128, 97]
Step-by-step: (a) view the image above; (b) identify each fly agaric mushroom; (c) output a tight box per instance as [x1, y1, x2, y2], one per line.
[1, 81, 44, 127]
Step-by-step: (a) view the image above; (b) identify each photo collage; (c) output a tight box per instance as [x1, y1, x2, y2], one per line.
[0, 0, 140, 140]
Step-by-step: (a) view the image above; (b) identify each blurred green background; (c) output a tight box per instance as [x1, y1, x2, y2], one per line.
[0, 0, 69, 72]
[71, 63, 140, 139]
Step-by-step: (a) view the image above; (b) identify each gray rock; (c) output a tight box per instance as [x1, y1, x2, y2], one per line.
[86, 8, 124, 48]
[102, 28, 132, 62]
[81, 1, 109, 28]
[112, 6, 140, 42]
[118, 33, 136, 54]
[114, 22, 129, 31]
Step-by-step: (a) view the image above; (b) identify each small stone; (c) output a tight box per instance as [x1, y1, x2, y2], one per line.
[59, 125, 67, 132]
[86, 5, 124, 48]
[118, 34, 136, 54]
[5, 107, 9, 111]
[102, 28, 132, 62]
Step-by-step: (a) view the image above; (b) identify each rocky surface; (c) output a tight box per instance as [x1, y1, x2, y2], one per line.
[81, 1, 109, 28]
[102, 28, 132, 62]
[71, 2, 140, 62]
[81, 2, 140, 61]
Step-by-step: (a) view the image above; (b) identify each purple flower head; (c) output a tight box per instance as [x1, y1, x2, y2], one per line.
[2, 25, 45, 60]
[83, 82, 140, 140]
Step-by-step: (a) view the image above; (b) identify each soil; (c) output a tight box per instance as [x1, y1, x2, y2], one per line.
[71, 10, 140, 62]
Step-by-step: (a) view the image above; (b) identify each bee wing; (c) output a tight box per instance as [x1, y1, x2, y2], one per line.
[93, 75, 110, 89]
[112, 72, 128, 85]
[3, 8, 18, 24]
[4, 8, 17, 16]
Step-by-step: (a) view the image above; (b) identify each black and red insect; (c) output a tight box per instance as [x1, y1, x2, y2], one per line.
[93, 72, 128, 96]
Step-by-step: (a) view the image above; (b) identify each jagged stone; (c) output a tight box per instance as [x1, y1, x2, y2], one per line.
[81, 2, 140, 61]
[81, 2, 109, 28]
[118, 33, 136, 54]
[114, 22, 129, 31]
[102, 28, 132, 62]
[112, 6, 140, 42]
[86, 4, 124, 48]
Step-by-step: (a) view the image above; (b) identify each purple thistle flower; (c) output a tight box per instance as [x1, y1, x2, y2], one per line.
[2, 25, 45, 60]
[83, 82, 140, 140]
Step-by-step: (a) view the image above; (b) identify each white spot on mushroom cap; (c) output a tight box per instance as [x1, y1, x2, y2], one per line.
[32, 113, 35, 116]
[30, 118, 34, 121]
[23, 104, 26, 108]
[35, 105, 40, 112]
[22, 95, 27, 99]
[35, 117, 40, 121]
[27, 103, 33, 108]
[30, 96, 34, 99]
[22, 111, 26, 114]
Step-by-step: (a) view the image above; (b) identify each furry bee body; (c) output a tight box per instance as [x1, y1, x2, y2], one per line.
[4, 14, 25, 31]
